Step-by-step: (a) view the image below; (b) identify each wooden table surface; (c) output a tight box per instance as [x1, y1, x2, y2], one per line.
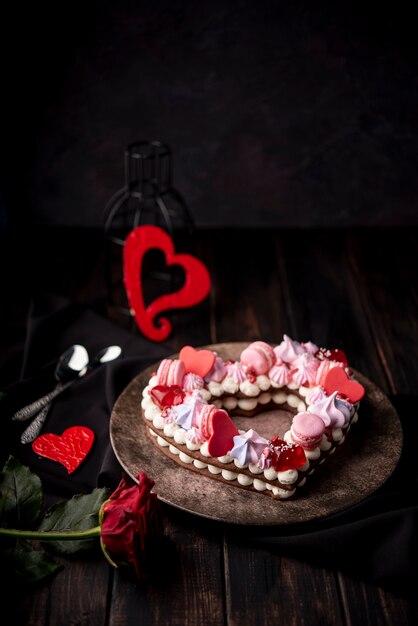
[2, 226, 418, 626]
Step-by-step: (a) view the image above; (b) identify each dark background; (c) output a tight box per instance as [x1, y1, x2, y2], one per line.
[1, 0, 417, 229]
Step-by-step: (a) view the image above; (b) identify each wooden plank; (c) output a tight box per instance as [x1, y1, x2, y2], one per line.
[345, 230, 418, 395]
[211, 229, 289, 343]
[95, 228, 224, 626]
[210, 229, 344, 625]
[336, 231, 418, 624]
[108, 246, 225, 626]
[3, 538, 110, 626]
[47, 556, 111, 626]
[225, 541, 344, 626]
[338, 573, 418, 626]
[108, 509, 225, 626]
[166, 231, 213, 353]
[7, 581, 50, 626]
[275, 229, 389, 391]
[273, 229, 418, 624]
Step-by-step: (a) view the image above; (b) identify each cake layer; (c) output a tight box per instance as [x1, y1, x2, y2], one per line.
[146, 426, 299, 499]
[141, 402, 356, 500]
[139, 336, 364, 501]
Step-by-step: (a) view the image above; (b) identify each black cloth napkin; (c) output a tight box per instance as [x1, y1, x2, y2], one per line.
[1, 296, 417, 600]
[1, 295, 170, 500]
[248, 403, 418, 599]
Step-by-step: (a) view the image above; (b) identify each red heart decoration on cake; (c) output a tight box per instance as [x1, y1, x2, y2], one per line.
[207, 410, 239, 457]
[123, 225, 211, 342]
[149, 385, 186, 409]
[323, 367, 365, 403]
[32, 426, 94, 474]
[179, 346, 215, 378]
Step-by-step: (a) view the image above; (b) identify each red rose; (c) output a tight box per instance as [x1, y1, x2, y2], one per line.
[99, 471, 160, 580]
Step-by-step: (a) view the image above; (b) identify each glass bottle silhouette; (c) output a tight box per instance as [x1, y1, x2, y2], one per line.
[103, 141, 195, 324]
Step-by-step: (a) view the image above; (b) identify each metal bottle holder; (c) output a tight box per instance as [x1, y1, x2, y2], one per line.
[103, 141, 195, 323]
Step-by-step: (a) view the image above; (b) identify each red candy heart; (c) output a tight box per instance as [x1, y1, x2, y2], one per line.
[316, 348, 348, 366]
[32, 426, 94, 474]
[207, 409, 239, 457]
[179, 346, 215, 378]
[123, 225, 211, 342]
[269, 437, 306, 471]
[323, 367, 365, 403]
[150, 385, 186, 409]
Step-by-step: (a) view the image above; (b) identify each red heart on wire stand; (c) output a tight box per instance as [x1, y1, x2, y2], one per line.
[32, 426, 95, 474]
[123, 225, 211, 342]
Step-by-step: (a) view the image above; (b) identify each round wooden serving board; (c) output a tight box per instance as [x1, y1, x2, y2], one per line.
[110, 343, 403, 525]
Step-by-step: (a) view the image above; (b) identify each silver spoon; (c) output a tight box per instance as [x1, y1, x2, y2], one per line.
[12, 345, 89, 422]
[20, 345, 123, 444]
[87, 345, 123, 370]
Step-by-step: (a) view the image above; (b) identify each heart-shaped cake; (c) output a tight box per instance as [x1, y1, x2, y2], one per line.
[140, 335, 365, 500]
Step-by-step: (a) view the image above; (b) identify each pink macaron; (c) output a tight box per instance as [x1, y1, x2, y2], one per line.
[196, 403, 218, 439]
[290, 412, 325, 450]
[155, 359, 185, 387]
[240, 341, 275, 375]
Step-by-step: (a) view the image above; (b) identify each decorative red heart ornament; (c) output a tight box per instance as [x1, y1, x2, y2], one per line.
[269, 437, 306, 471]
[179, 345, 215, 378]
[207, 410, 239, 457]
[123, 225, 211, 342]
[32, 426, 94, 474]
[323, 367, 365, 403]
[149, 385, 186, 409]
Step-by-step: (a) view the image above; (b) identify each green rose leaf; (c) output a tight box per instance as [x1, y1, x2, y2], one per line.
[0, 456, 43, 528]
[4, 539, 62, 584]
[39, 487, 111, 554]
